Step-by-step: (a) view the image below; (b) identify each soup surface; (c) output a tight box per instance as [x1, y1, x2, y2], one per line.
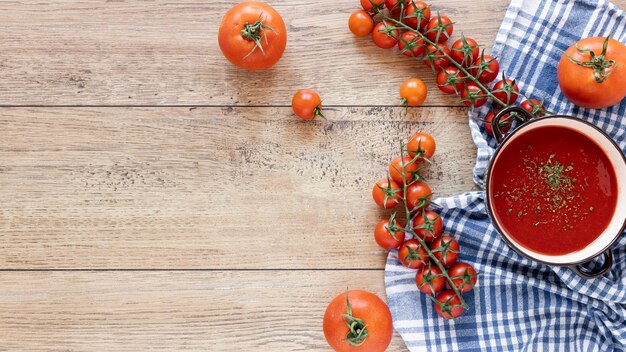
[490, 125, 618, 255]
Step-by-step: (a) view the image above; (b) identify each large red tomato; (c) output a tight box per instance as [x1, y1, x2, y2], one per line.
[323, 290, 393, 352]
[558, 37, 626, 108]
[218, 2, 287, 70]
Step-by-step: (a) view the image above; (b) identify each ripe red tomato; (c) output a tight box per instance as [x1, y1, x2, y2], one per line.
[423, 43, 451, 70]
[430, 235, 459, 267]
[400, 78, 428, 107]
[425, 15, 453, 43]
[375, 215, 406, 250]
[404, 1, 431, 29]
[416, 264, 445, 295]
[412, 210, 442, 242]
[348, 10, 374, 37]
[451, 36, 479, 67]
[405, 181, 432, 211]
[448, 262, 478, 293]
[218, 2, 287, 70]
[470, 54, 499, 83]
[434, 290, 464, 319]
[483, 110, 511, 137]
[436, 66, 465, 95]
[398, 31, 425, 57]
[292, 90, 323, 120]
[323, 290, 393, 352]
[406, 132, 436, 160]
[492, 79, 519, 106]
[385, 0, 405, 14]
[461, 82, 487, 108]
[360, 0, 386, 11]
[372, 21, 399, 49]
[372, 178, 402, 209]
[398, 239, 428, 269]
[558, 37, 626, 109]
[520, 99, 547, 117]
[389, 156, 419, 184]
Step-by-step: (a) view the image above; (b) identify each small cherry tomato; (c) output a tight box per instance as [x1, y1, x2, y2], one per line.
[483, 110, 512, 137]
[430, 235, 459, 267]
[461, 82, 487, 108]
[398, 239, 428, 269]
[425, 14, 453, 43]
[398, 31, 425, 57]
[385, 0, 405, 14]
[360, 0, 386, 11]
[400, 78, 428, 107]
[348, 10, 374, 37]
[423, 43, 451, 71]
[521, 99, 547, 117]
[448, 262, 478, 293]
[412, 210, 442, 242]
[470, 54, 499, 83]
[405, 181, 432, 212]
[492, 78, 519, 106]
[404, 1, 431, 29]
[389, 156, 420, 184]
[451, 36, 479, 67]
[434, 290, 464, 319]
[292, 90, 324, 120]
[372, 178, 402, 209]
[406, 132, 436, 160]
[374, 214, 406, 251]
[372, 21, 399, 49]
[436, 66, 465, 95]
[416, 264, 445, 295]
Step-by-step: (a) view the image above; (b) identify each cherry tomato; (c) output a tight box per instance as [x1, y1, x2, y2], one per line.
[470, 54, 499, 83]
[436, 66, 465, 95]
[323, 290, 393, 352]
[374, 215, 406, 251]
[448, 262, 478, 293]
[398, 31, 425, 57]
[372, 178, 402, 209]
[398, 239, 428, 269]
[483, 110, 511, 137]
[291, 90, 323, 120]
[404, 1, 431, 29]
[520, 99, 547, 117]
[434, 290, 464, 319]
[558, 37, 626, 109]
[416, 264, 445, 295]
[348, 10, 374, 37]
[389, 156, 419, 184]
[405, 181, 432, 211]
[372, 21, 399, 49]
[451, 36, 479, 67]
[425, 14, 453, 43]
[430, 235, 459, 267]
[360, 0, 386, 11]
[412, 210, 442, 242]
[492, 78, 519, 106]
[406, 132, 436, 160]
[385, 0, 405, 14]
[218, 2, 287, 70]
[423, 43, 451, 71]
[400, 78, 428, 107]
[461, 82, 487, 108]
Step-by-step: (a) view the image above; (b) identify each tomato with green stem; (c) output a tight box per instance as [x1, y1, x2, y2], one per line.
[398, 239, 429, 269]
[433, 290, 464, 319]
[492, 77, 519, 106]
[404, 1, 431, 30]
[430, 235, 459, 267]
[520, 99, 548, 117]
[423, 43, 451, 71]
[292, 90, 324, 120]
[448, 262, 478, 293]
[436, 66, 465, 95]
[405, 181, 432, 212]
[360, 0, 386, 11]
[406, 132, 436, 160]
[400, 78, 428, 107]
[416, 264, 445, 295]
[372, 21, 399, 49]
[218, 2, 287, 70]
[483, 110, 511, 137]
[385, 0, 407, 15]
[398, 31, 425, 57]
[323, 290, 393, 352]
[412, 210, 442, 242]
[470, 53, 500, 83]
[451, 36, 479, 67]
[461, 82, 487, 108]
[425, 14, 453, 43]
[374, 213, 406, 251]
[372, 178, 403, 209]
[389, 156, 420, 184]
[349, 10, 374, 37]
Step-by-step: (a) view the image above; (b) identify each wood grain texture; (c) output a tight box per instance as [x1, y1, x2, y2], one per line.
[0, 0, 513, 106]
[0, 270, 409, 352]
[1, 106, 476, 269]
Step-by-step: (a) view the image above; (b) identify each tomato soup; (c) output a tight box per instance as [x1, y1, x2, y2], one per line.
[490, 126, 618, 255]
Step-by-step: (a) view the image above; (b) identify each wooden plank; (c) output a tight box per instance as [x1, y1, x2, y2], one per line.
[0, 0, 514, 106]
[0, 106, 476, 269]
[0, 270, 408, 351]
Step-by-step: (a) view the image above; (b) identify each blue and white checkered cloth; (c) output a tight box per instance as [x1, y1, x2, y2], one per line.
[384, 0, 626, 350]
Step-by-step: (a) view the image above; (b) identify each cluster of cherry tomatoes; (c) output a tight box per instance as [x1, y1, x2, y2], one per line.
[371, 132, 477, 319]
[348, 0, 550, 136]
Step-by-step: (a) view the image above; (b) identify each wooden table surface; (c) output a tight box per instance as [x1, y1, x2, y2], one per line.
[2, 1, 623, 350]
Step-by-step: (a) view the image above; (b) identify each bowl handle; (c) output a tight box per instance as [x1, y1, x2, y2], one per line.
[568, 249, 613, 279]
[492, 106, 534, 143]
